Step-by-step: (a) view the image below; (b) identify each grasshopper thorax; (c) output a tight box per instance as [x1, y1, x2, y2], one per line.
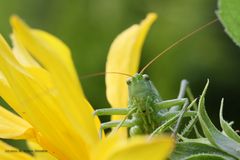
[127, 73, 160, 101]
[126, 73, 161, 135]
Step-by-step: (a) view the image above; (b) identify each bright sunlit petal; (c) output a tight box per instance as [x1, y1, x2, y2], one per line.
[92, 135, 174, 160]
[27, 141, 57, 160]
[11, 34, 41, 68]
[0, 106, 35, 139]
[0, 31, 91, 159]
[10, 17, 100, 144]
[0, 140, 34, 160]
[108, 136, 174, 160]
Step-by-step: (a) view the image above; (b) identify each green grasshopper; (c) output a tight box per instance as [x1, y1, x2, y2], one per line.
[93, 19, 217, 138]
[94, 74, 194, 138]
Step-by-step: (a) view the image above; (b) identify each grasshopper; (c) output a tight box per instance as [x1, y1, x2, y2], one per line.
[94, 74, 193, 138]
[93, 19, 217, 138]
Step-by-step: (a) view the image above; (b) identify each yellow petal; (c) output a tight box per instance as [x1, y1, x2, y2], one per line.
[0, 106, 35, 139]
[27, 141, 57, 160]
[0, 34, 90, 159]
[91, 134, 121, 160]
[105, 13, 157, 136]
[10, 16, 100, 145]
[0, 140, 34, 160]
[108, 136, 174, 160]
[11, 33, 53, 89]
[0, 69, 52, 121]
[0, 38, 32, 118]
[0, 71, 20, 113]
[92, 135, 174, 160]
[11, 34, 40, 68]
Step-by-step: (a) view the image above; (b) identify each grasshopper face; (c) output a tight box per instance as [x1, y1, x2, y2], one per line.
[127, 73, 160, 100]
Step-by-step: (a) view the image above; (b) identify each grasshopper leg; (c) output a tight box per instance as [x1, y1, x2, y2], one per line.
[150, 99, 194, 138]
[99, 120, 135, 138]
[170, 79, 189, 112]
[157, 110, 197, 122]
[93, 108, 129, 116]
[154, 98, 187, 111]
[172, 98, 189, 136]
[177, 79, 189, 99]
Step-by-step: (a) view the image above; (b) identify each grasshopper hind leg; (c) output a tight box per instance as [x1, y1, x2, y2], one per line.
[169, 79, 189, 112]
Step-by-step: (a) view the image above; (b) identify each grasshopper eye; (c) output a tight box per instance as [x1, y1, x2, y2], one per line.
[126, 78, 132, 85]
[143, 74, 150, 81]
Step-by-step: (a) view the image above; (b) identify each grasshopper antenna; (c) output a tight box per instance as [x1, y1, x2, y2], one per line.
[140, 18, 218, 74]
[80, 71, 132, 79]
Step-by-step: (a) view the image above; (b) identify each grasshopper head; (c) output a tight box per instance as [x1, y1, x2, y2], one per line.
[127, 73, 159, 99]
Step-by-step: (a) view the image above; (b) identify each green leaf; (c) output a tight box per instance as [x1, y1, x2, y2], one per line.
[180, 115, 198, 137]
[198, 80, 240, 159]
[170, 142, 236, 160]
[219, 99, 240, 143]
[181, 137, 211, 145]
[217, 0, 240, 46]
[185, 154, 227, 160]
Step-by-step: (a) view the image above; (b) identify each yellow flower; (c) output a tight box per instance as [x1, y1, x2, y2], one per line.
[0, 13, 174, 160]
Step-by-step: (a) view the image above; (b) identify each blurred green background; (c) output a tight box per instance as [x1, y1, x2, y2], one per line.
[0, 0, 239, 147]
